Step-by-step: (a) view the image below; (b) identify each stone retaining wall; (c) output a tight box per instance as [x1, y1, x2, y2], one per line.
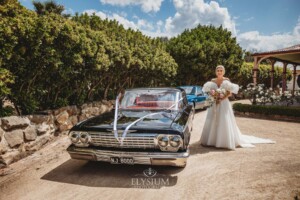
[0, 100, 113, 168]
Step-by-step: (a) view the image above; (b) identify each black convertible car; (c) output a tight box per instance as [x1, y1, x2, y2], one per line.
[67, 88, 194, 167]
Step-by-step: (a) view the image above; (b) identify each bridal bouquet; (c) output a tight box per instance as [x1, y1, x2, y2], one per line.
[203, 80, 239, 107]
[209, 88, 231, 105]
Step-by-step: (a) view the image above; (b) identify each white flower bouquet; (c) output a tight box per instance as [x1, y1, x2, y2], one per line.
[203, 80, 239, 106]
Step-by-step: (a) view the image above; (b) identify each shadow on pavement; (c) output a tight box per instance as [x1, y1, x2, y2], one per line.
[41, 159, 182, 188]
[189, 141, 232, 155]
[195, 109, 207, 114]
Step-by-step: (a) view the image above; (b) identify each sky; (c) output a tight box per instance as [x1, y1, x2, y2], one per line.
[19, 0, 300, 52]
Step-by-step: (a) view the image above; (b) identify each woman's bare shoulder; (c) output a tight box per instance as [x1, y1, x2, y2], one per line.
[223, 77, 230, 81]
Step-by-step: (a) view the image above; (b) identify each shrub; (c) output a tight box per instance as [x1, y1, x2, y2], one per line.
[0, 106, 14, 117]
[237, 62, 292, 88]
[242, 83, 299, 106]
[233, 103, 300, 117]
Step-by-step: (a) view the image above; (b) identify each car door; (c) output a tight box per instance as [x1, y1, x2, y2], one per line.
[196, 86, 206, 102]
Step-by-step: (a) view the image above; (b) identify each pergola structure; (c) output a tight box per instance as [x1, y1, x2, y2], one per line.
[251, 44, 300, 95]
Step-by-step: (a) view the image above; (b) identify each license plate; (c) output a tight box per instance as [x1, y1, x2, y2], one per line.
[110, 157, 134, 164]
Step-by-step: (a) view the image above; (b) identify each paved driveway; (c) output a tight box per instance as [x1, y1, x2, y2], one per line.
[0, 110, 299, 200]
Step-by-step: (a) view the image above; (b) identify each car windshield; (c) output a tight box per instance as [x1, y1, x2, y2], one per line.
[120, 89, 180, 110]
[181, 87, 195, 95]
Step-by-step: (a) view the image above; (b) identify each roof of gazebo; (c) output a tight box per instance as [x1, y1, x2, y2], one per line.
[252, 44, 300, 65]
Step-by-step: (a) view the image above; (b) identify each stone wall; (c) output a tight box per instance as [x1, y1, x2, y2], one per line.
[0, 100, 113, 168]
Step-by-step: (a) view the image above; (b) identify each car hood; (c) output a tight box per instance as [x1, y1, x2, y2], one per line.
[74, 110, 181, 131]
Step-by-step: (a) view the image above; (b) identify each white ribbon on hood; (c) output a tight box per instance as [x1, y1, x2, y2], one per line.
[113, 93, 122, 142]
[113, 94, 183, 146]
[120, 98, 183, 146]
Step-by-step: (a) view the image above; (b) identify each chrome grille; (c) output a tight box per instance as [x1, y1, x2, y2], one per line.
[89, 132, 157, 149]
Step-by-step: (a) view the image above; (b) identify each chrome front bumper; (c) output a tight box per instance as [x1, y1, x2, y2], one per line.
[67, 145, 189, 167]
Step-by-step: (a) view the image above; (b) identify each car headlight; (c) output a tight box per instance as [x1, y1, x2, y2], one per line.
[80, 132, 90, 144]
[158, 135, 169, 147]
[156, 134, 183, 152]
[69, 132, 80, 143]
[69, 131, 90, 147]
[170, 135, 181, 148]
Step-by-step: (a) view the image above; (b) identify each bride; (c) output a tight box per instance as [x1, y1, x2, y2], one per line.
[200, 65, 275, 150]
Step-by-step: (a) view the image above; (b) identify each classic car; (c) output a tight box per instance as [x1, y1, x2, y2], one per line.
[178, 86, 208, 109]
[67, 88, 194, 167]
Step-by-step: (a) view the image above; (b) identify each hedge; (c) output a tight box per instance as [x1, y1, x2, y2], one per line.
[232, 103, 300, 118]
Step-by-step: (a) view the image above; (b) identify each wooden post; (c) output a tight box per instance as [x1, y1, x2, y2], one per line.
[270, 60, 276, 89]
[282, 62, 287, 93]
[253, 57, 258, 85]
[292, 64, 297, 96]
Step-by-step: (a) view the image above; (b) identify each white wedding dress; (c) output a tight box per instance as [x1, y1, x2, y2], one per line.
[200, 80, 275, 150]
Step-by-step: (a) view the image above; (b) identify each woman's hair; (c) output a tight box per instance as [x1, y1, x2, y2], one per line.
[216, 65, 225, 75]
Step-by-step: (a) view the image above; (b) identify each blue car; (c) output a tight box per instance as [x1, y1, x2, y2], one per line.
[179, 86, 208, 109]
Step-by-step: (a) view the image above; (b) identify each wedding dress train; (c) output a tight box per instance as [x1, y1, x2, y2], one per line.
[200, 80, 275, 150]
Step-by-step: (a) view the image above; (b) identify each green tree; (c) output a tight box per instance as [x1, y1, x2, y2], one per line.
[0, 67, 14, 101]
[33, 0, 67, 17]
[0, 1, 177, 114]
[238, 62, 292, 88]
[73, 13, 177, 99]
[167, 25, 243, 85]
[0, 68, 14, 117]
